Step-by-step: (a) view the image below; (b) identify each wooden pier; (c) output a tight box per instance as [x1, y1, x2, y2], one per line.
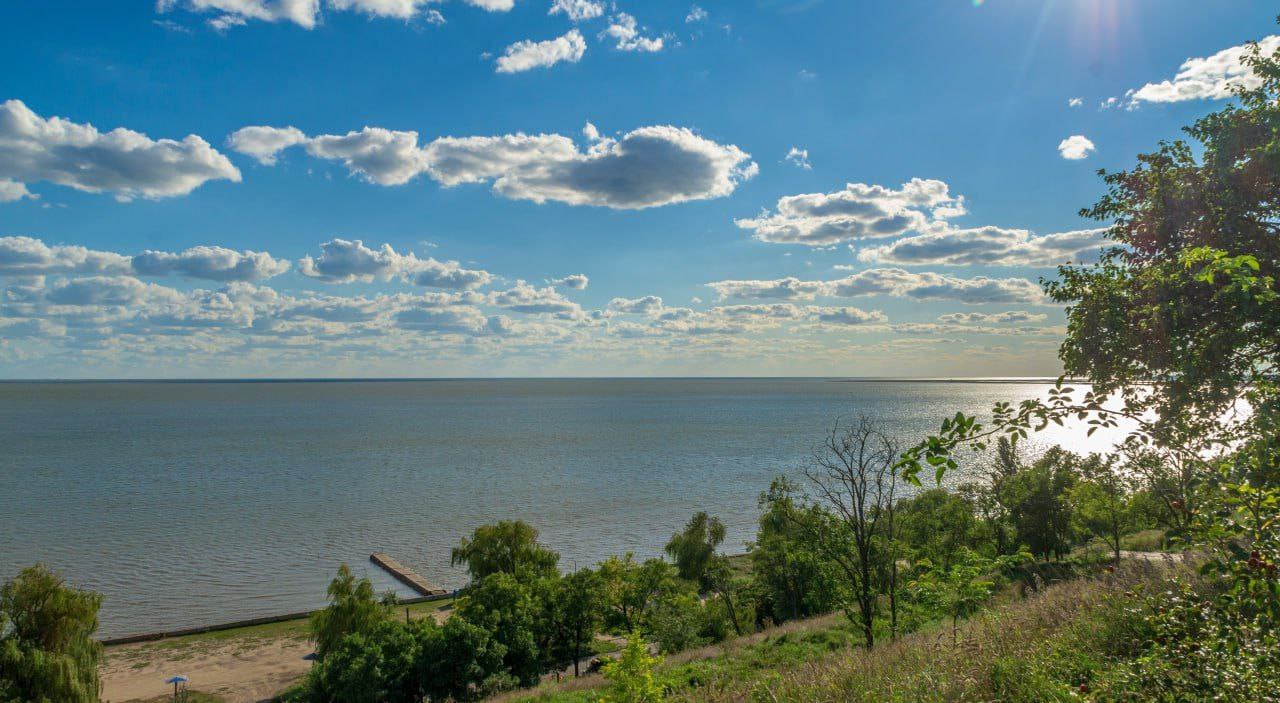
[370, 552, 450, 597]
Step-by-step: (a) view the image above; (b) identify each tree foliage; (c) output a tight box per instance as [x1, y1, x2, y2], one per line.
[0, 564, 102, 703]
[451, 520, 560, 583]
[309, 564, 389, 661]
[663, 512, 725, 586]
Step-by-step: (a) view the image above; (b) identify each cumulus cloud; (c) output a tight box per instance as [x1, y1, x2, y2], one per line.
[158, 0, 467, 28]
[226, 126, 309, 165]
[602, 13, 663, 52]
[858, 226, 1108, 267]
[811, 306, 886, 326]
[496, 29, 587, 73]
[1128, 35, 1280, 105]
[737, 179, 962, 246]
[549, 274, 589, 290]
[1068, 97, 1083, 107]
[707, 268, 1046, 306]
[298, 238, 491, 288]
[230, 122, 756, 209]
[328, 0, 441, 19]
[0, 99, 240, 201]
[549, 0, 603, 22]
[489, 281, 581, 315]
[784, 147, 811, 170]
[937, 310, 1047, 324]
[0, 180, 34, 202]
[1057, 135, 1095, 160]
[0, 236, 290, 282]
[131, 246, 291, 282]
[686, 5, 707, 23]
[608, 295, 663, 314]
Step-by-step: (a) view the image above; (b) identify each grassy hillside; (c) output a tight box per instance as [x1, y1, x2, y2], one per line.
[494, 558, 1184, 703]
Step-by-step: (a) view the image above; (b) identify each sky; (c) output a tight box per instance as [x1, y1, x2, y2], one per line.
[0, 0, 1274, 379]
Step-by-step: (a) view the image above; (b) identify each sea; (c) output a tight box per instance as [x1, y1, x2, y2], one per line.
[0, 378, 1117, 638]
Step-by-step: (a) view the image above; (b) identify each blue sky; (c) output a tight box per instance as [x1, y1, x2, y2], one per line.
[0, 0, 1274, 378]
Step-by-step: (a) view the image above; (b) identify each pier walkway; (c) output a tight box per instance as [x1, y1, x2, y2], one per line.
[370, 552, 450, 597]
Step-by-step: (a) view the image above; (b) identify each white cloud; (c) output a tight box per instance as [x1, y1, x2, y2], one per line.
[0, 180, 34, 202]
[464, 0, 514, 11]
[549, 0, 603, 22]
[158, 0, 321, 29]
[937, 310, 1047, 324]
[226, 126, 309, 165]
[811, 306, 886, 326]
[784, 147, 811, 170]
[549, 274, 589, 290]
[707, 268, 1046, 306]
[0, 99, 240, 201]
[1129, 35, 1280, 105]
[328, 0, 440, 19]
[1067, 97, 1083, 107]
[489, 281, 582, 315]
[232, 122, 756, 209]
[602, 13, 664, 52]
[131, 246, 290, 282]
[858, 226, 1108, 267]
[686, 5, 707, 23]
[496, 29, 587, 73]
[1057, 135, 1095, 160]
[608, 295, 663, 314]
[297, 238, 491, 288]
[737, 179, 962, 246]
[0, 236, 132, 277]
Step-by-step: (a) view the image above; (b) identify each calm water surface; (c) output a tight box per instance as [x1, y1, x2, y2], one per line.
[0, 378, 1096, 637]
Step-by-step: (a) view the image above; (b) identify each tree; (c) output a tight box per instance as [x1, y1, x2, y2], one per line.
[1070, 458, 1134, 563]
[909, 549, 1028, 646]
[451, 520, 560, 583]
[547, 568, 604, 677]
[701, 556, 749, 637]
[597, 554, 678, 635]
[455, 572, 546, 686]
[310, 564, 389, 661]
[306, 620, 421, 703]
[751, 477, 840, 624]
[896, 488, 979, 569]
[417, 617, 512, 701]
[799, 414, 900, 649]
[600, 635, 665, 703]
[1000, 448, 1078, 560]
[664, 512, 725, 586]
[0, 564, 102, 703]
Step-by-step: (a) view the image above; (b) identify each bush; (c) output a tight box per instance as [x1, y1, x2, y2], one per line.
[0, 564, 103, 703]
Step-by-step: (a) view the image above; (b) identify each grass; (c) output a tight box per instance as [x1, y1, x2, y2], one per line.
[489, 558, 1185, 703]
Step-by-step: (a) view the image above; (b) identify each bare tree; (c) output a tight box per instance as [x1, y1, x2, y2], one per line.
[799, 414, 900, 649]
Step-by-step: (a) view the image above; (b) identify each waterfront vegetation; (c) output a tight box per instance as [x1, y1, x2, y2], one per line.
[4, 28, 1280, 703]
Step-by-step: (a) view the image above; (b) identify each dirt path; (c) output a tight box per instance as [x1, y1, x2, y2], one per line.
[101, 636, 313, 703]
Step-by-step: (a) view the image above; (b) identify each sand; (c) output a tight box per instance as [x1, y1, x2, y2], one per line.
[101, 636, 312, 703]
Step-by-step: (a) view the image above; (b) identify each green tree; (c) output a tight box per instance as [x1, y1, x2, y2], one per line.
[0, 564, 102, 703]
[1069, 458, 1134, 564]
[1000, 448, 1078, 560]
[417, 617, 512, 701]
[597, 554, 678, 635]
[896, 488, 980, 569]
[310, 564, 389, 661]
[547, 568, 604, 678]
[451, 520, 560, 583]
[909, 549, 1028, 646]
[455, 572, 547, 686]
[306, 620, 420, 703]
[751, 477, 840, 624]
[663, 511, 725, 586]
[599, 635, 665, 703]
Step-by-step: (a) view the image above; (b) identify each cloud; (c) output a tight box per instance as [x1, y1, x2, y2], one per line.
[496, 29, 587, 73]
[232, 122, 756, 209]
[0, 236, 132, 277]
[549, 0, 603, 22]
[602, 13, 664, 52]
[0, 99, 240, 201]
[1128, 35, 1280, 105]
[158, 0, 321, 29]
[226, 126, 309, 165]
[858, 226, 1108, 267]
[45, 275, 185, 307]
[131, 246, 291, 282]
[489, 281, 581, 315]
[737, 179, 962, 245]
[1057, 135, 1095, 160]
[686, 5, 707, 23]
[811, 306, 886, 326]
[464, 0, 514, 11]
[0, 236, 290, 282]
[328, 0, 441, 19]
[297, 238, 491, 288]
[608, 295, 663, 314]
[549, 274, 589, 290]
[784, 147, 811, 170]
[937, 310, 1047, 324]
[0, 180, 34, 203]
[1067, 97, 1083, 107]
[707, 268, 1047, 305]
